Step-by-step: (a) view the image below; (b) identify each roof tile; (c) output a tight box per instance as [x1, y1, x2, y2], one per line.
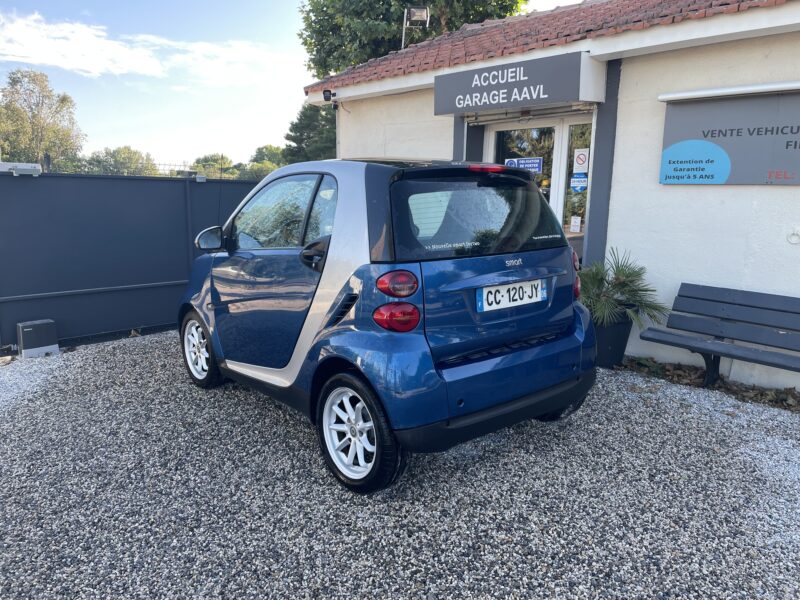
[305, 0, 790, 93]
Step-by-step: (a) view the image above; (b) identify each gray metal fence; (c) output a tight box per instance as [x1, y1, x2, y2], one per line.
[0, 172, 256, 348]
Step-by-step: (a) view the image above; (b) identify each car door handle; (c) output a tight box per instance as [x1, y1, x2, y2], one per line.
[301, 248, 324, 264]
[300, 236, 330, 272]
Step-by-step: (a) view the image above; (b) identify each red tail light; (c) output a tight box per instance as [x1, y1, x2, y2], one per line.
[376, 270, 418, 297]
[373, 303, 420, 332]
[467, 164, 506, 173]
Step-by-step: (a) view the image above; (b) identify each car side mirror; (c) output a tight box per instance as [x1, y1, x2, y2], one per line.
[195, 226, 224, 251]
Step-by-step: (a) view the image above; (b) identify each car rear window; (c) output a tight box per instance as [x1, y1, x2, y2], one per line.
[390, 174, 567, 261]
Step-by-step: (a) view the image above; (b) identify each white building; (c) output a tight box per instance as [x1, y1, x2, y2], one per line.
[305, 0, 800, 390]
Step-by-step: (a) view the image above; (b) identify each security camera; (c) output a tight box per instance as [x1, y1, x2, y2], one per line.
[323, 89, 336, 102]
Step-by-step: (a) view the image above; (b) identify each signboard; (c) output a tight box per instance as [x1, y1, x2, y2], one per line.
[569, 216, 582, 233]
[570, 175, 588, 193]
[505, 157, 543, 173]
[660, 92, 800, 185]
[573, 148, 590, 173]
[434, 53, 586, 116]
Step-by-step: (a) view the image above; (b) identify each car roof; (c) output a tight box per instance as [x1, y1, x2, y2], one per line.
[278, 158, 532, 177]
[347, 158, 460, 168]
[331, 158, 533, 180]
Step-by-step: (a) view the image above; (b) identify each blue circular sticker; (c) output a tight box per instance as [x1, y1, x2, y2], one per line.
[660, 140, 731, 184]
[504, 159, 518, 168]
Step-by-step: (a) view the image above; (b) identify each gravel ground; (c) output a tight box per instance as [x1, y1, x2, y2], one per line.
[1, 333, 799, 599]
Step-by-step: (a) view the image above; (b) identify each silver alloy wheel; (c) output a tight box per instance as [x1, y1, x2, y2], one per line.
[322, 386, 376, 480]
[183, 319, 209, 380]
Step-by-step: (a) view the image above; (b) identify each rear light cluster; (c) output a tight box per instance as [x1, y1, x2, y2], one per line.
[373, 270, 421, 332]
[373, 303, 420, 333]
[572, 248, 581, 299]
[376, 270, 418, 297]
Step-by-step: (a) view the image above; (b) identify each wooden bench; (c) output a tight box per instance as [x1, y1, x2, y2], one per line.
[640, 283, 800, 386]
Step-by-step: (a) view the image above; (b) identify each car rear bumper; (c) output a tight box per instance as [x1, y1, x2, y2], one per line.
[394, 368, 596, 453]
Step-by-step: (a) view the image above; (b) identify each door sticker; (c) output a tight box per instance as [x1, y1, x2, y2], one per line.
[505, 157, 543, 173]
[573, 148, 590, 173]
[570, 175, 588, 193]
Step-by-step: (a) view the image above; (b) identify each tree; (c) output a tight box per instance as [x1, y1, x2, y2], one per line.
[191, 153, 238, 179]
[0, 69, 83, 168]
[0, 104, 13, 161]
[84, 146, 159, 176]
[299, 1, 524, 79]
[251, 144, 286, 166]
[238, 160, 279, 180]
[282, 104, 336, 164]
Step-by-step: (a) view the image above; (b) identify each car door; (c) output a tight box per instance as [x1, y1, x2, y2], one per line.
[211, 174, 338, 368]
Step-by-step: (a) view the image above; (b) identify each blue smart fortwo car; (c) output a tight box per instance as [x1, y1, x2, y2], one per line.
[179, 160, 596, 493]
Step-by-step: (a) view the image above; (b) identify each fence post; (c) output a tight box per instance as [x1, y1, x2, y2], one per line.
[184, 178, 194, 273]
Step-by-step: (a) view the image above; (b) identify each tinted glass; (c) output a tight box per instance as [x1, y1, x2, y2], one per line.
[234, 174, 318, 249]
[304, 175, 338, 243]
[495, 127, 555, 201]
[562, 123, 592, 260]
[391, 175, 566, 261]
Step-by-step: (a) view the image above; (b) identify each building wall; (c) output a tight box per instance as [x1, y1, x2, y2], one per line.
[333, 32, 800, 389]
[337, 88, 453, 160]
[608, 31, 800, 389]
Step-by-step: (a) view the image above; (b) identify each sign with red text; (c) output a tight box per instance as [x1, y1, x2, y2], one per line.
[660, 92, 800, 185]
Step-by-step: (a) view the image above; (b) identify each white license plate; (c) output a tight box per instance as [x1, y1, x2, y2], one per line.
[476, 279, 547, 313]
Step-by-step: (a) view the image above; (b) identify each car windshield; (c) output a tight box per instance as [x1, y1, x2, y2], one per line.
[390, 174, 566, 261]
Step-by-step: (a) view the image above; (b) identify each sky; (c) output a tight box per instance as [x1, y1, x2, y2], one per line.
[0, 0, 581, 165]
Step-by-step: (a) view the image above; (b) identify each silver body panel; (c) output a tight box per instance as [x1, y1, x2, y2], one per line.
[220, 160, 373, 388]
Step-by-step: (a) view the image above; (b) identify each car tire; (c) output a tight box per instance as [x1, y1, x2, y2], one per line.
[181, 311, 223, 388]
[317, 372, 408, 494]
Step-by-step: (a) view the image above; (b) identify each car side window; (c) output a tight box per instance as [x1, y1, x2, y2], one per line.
[303, 175, 338, 244]
[233, 174, 319, 249]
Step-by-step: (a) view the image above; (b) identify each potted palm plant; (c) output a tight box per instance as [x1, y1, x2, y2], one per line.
[580, 249, 669, 368]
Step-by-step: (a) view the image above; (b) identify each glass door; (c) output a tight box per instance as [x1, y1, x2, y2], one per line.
[560, 123, 592, 259]
[488, 115, 594, 260]
[494, 126, 556, 202]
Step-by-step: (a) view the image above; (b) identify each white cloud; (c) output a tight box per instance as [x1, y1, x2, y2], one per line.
[0, 12, 308, 90]
[124, 33, 305, 90]
[523, 0, 583, 13]
[0, 12, 164, 77]
[0, 11, 314, 163]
